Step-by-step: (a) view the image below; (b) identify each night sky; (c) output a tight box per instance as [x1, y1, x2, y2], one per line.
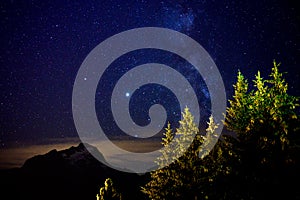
[1, 0, 299, 148]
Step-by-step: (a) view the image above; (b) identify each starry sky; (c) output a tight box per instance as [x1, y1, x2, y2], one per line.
[0, 0, 299, 148]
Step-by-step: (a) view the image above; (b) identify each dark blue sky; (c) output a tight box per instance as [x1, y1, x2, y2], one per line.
[0, 0, 299, 146]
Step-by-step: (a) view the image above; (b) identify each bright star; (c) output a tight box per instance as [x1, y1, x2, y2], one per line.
[125, 92, 130, 97]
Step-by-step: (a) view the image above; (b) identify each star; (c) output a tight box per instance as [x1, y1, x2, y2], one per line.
[0, 0, 298, 147]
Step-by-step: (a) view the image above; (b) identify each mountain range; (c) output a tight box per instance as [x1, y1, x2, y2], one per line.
[0, 143, 148, 200]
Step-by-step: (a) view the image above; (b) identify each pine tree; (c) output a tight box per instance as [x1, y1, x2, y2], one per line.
[226, 61, 298, 163]
[155, 122, 174, 168]
[141, 122, 178, 199]
[142, 109, 234, 199]
[141, 108, 200, 199]
[224, 61, 299, 199]
[96, 178, 122, 200]
[197, 115, 236, 199]
[224, 70, 252, 135]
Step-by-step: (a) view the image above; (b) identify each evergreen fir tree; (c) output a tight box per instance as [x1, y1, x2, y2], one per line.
[96, 178, 122, 200]
[142, 109, 234, 199]
[224, 61, 299, 199]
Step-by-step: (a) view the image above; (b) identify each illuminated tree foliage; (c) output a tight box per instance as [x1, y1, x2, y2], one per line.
[225, 61, 298, 161]
[224, 70, 251, 135]
[224, 61, 299, 199]
[96, 178, 122, 200]
[95, 61, 299, 200]
[141, 108, 200, 199]
[142, 108, 235, 199]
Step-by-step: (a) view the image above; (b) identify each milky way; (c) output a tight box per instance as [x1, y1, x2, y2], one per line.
[0, 0, 299, 147]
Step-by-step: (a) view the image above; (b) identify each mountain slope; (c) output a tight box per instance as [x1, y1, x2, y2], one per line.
[0, 143, 148, 200]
